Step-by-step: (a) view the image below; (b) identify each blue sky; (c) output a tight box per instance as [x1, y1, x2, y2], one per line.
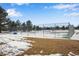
[0, 3, 79, 26]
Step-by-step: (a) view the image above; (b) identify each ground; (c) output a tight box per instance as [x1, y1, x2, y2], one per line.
[23, 37, 79, 56]
[0, 30, 79, 56]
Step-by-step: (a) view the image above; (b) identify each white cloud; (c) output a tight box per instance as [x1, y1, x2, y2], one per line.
[64, 12, 79, 17]
[16, 3, 30, 6]
[44, 6, 48, 9]
[44, 4, 79, 11]
[11, 3, 30, 6]
[15, 3, 25, 5]
[7, 8, 22, 17]
[53, 4, 73, 9]
[53, 4, 79, 11]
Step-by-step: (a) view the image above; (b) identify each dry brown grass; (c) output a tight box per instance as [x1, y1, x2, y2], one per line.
[23, 37, 79, 56]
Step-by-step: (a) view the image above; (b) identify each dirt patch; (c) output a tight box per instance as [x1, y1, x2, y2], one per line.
[23, 37, 79, 56]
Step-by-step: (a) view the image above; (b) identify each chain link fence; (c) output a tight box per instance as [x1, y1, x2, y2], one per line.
[26, 22, 75, 39]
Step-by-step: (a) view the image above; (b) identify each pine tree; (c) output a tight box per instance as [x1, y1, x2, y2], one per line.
[22, 22, 26, 32]
[26, 20, 32, 31]
[16, 20, 21, 31]
[0, 6, 8, 33]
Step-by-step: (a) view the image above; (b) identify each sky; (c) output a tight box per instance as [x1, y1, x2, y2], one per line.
[0, 3, 79, 26]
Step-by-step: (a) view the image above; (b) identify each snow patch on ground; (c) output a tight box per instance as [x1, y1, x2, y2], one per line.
[40, 50, 43, 54]
[71, 30, 79, 40]
[24, 53, 63, 56]
[7, 41, 31, 50]
[0, 37, 11, 44]
[26, 40, 35, 43]
[0, 33, 32, 56]
[71, 33, 79, 40]
[1, 44, 22, 56]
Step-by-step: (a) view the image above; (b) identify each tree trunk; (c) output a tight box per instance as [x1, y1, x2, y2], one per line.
[0, 27, 2, 33]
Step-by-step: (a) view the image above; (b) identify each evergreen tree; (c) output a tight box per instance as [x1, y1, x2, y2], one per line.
[8, 21, 17, 31]
[0, 6, 8, 33]
[22, 22, 26, 32]
[55, 26, 60, 30]
[33, 25, 36, 30]
[61, 26, 65, 30]
[26, 20, 32, 31]
[16, 20, 21, 31]
[75, 25, 79, 29]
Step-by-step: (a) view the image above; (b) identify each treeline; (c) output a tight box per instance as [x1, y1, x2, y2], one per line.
[6, 20, 33, 32]
[0, 6, 33, 33]
[0, 6, 79, 33]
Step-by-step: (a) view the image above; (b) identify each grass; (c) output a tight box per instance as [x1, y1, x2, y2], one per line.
[23, 37, 79, 56]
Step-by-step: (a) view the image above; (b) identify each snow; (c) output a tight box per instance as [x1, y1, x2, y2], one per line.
[31, 30, 79, 40]
[0, 32, 32, 56]
[68, 52, 76, 56]
[24, 53, 63, 56]
[7, 41, 31, 50]
[49, 53, 63, 56]
[0, 37, 11, 44]
[26, 40, 35, 43]
[1, 44, 21, 55]
[71, 33, 79, 40]
[22, 30, 69, 39]
[71, 30, 79, 40]
[40, 50, 43, 54]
